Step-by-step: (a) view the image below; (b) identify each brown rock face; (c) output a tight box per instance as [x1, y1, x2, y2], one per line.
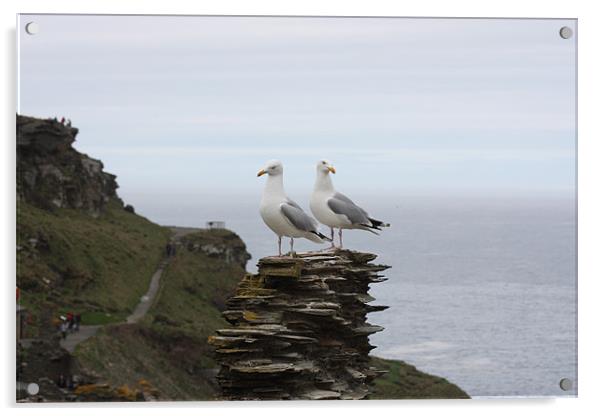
[17, 114, 121, 216]
[209, 249, 390, 400]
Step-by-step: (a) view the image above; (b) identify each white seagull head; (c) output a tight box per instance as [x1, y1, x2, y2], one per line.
[316, 159, 336, 175]
[257, 159, 284, 177]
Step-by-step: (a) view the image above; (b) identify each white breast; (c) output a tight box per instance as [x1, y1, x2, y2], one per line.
[260, 198, 303, 237]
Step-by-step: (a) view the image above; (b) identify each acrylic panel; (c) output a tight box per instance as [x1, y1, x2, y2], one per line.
[16, 15, 577, 402]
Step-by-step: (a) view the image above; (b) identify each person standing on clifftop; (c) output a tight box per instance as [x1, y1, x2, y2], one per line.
[60, 117, 65, 124]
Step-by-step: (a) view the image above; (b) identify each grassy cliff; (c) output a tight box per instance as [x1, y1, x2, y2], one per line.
[370, 356, 469, 399]
[17, 114, 171, 331]
[147, 229, 249, 340]
[17, 200, 170, 331]
[74, 229, 249, 400]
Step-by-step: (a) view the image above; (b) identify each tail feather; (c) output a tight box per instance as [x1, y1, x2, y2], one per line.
[368, 217, 390, 230]
[359, 225, 380, 235]
[309, 230, 332, 242]
[356, 217, 389, 234]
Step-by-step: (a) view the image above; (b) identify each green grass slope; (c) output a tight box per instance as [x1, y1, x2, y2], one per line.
[17, 199, 170, 329]
[75, 229, 249, 400]
[75, 324, 219, 400]
[370, 356, 470, 399]
[147, 230, 245, 339]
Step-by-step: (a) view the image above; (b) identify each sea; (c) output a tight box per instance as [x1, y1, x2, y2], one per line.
[130, 191, 577, 398]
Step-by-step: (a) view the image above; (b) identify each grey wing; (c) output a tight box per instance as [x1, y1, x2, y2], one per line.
[333, 192, 371, 217]
[332, 192, 355, 205]
[280, 202, 318, 232]
[328, 193, 371, 225]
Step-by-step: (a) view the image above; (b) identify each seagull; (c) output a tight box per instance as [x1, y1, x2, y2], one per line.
[257, 160, 330, 256]
[310, 160, 389, 248]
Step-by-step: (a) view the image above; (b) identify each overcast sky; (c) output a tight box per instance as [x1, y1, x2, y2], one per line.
[18, 15, 576, 205]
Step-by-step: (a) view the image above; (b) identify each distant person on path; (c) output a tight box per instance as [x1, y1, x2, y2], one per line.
[60, 322, 68, 340]
[74, 314, 81, 331]
[66, 312, 74, 331]
[166, 242, 176, 258]
[66, 119, 72, 127]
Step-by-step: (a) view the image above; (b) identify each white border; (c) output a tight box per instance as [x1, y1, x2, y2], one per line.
[3, 1, 601, 415]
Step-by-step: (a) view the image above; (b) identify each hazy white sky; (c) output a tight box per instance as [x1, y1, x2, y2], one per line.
[18, 15, 576, 204]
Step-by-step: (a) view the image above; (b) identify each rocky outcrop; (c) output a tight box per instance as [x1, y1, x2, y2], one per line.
[17, 114, 121, 216]
[181, 229, 252, 269]
[209, 249, 389, 400]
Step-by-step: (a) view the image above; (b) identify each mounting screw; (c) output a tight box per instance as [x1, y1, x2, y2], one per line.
[25, 22, 39, 35]
[27, 383, 39, 395]
[559, 378, 573, 391]
[559, 26, 573, 39]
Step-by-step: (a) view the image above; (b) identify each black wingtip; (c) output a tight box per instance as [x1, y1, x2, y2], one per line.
[369, 218, 390, 229]
[312, 231, 333, 242]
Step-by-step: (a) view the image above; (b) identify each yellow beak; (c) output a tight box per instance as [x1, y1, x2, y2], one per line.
[328, 165, 336, 174]
[257, 169, 267, 177]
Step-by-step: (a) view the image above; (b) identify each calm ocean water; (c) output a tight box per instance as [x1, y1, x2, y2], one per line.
[131, 192, 577, 398]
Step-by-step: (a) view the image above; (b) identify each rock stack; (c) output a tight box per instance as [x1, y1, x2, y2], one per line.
[208, 249, 390, 400]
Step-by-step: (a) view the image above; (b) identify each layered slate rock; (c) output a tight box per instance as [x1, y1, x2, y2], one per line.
[208, 249, 390, 400]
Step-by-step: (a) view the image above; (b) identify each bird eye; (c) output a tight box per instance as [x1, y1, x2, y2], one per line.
[322, 161, 326, 165]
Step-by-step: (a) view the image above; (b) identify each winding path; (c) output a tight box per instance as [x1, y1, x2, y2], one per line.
[126, 260, 168, 324]
[59, 227, 200, 353]
[58, 325, 102, 353]
[60, 261, 169, 353]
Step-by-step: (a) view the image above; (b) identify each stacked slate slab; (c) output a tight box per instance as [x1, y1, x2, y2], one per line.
[208, 249, 390, 400]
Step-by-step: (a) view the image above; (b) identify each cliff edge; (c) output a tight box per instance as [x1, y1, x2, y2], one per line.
[17, 114, 120, 216]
